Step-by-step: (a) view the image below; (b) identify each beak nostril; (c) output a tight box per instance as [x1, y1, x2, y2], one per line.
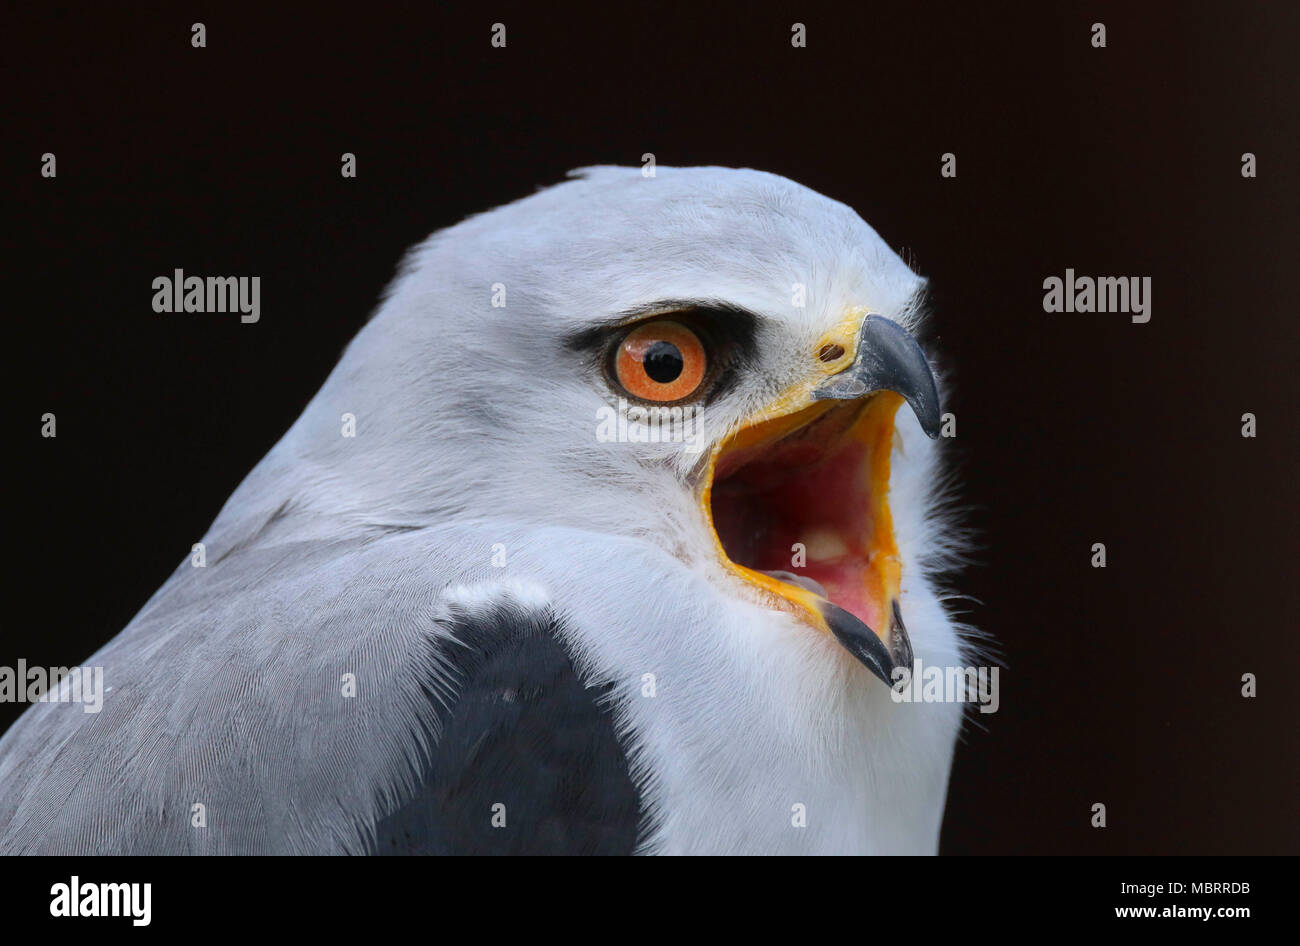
[817, 343, 846, 363]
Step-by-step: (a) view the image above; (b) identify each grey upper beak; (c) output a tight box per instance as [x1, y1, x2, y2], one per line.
[812, 315, 942, 438]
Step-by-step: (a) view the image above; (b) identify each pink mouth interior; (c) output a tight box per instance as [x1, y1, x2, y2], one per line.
[710, 409, 887, 633]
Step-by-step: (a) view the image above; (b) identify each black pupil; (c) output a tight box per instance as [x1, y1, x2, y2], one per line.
[643, 340, 684, 383]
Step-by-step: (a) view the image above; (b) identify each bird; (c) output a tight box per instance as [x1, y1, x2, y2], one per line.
[0, 166, 972, 855]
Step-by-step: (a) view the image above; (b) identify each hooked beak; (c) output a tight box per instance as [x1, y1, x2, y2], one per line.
[701, 312, 941, 686]
[812, 314, 942, 438]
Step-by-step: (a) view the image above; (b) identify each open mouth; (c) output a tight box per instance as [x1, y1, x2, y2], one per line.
[698, 315, 940, 685]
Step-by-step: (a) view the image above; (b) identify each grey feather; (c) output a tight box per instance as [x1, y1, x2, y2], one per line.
[0, 533, 504, 854]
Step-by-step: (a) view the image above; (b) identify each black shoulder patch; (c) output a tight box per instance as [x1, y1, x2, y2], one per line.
[370, 607, 642, 855]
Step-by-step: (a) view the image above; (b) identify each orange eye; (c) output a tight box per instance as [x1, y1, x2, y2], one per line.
[614, 320, 708, 402]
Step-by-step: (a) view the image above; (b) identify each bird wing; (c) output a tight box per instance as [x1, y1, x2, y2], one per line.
[372, 589, 641, 855]
[0, 529, 639, 854]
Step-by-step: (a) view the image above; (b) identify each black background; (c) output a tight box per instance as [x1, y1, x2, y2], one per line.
[5, 2, 1297, 854]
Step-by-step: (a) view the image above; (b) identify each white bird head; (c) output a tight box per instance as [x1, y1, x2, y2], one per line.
[215, 165, 948, 685]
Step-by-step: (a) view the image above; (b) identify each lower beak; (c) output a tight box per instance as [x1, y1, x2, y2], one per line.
[821, 598, 915, 686]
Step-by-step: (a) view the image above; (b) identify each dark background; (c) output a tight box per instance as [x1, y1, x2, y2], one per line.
[5, 3, 1296, 854]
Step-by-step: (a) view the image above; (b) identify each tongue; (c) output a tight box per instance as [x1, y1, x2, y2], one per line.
[760, 570, 828, 599]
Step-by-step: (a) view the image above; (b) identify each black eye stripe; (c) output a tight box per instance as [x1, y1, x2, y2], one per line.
[565, 301, 759, 356]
